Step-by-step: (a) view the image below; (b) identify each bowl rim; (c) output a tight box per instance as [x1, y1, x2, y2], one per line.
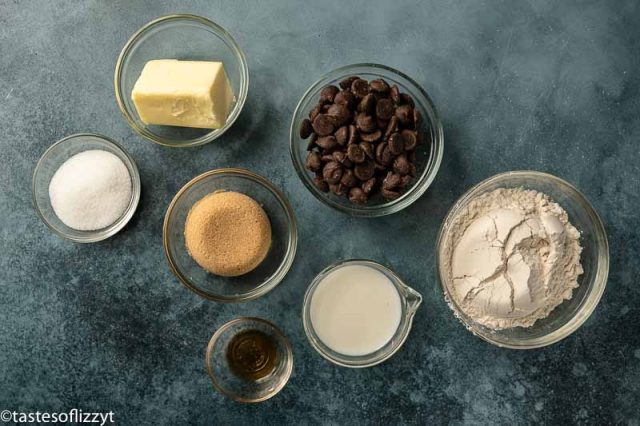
[32, 133, 141, 243]
[289, 63, 444, 217]
[114, 13, 249, 148]
[302, 258, 422, 368]
[163, 168, 298, 302]
[436, 170, 610, 349]
[205, 316, 294, 403]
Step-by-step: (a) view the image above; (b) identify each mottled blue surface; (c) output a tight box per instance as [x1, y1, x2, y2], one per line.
[1, 0, 639, 424]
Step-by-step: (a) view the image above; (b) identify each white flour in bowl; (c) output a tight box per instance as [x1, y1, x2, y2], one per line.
[443, 188, 583, 329]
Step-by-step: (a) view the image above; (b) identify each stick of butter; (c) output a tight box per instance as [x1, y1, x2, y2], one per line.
[131, 60, 235, 129]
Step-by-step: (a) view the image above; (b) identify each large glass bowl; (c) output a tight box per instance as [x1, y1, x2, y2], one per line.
[32, 133, 141, 243]
[163, 169, 297, 302]
[290, 63, 443, 217]
[302, 259, 422, 367]
[114, 14, 248, 147]
[436, 171, 609, 349]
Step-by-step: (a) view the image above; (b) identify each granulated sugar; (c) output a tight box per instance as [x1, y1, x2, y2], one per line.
[49, 150, 132, 231]
[442, 188, 583, 329]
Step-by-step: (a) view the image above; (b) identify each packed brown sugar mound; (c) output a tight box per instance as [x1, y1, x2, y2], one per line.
[184, 191, 272, 277]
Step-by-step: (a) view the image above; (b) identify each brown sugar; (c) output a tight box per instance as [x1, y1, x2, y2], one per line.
[184, 191, 272, 277]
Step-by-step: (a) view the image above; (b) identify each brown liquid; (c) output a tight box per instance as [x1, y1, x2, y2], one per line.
[227, 330, 278, 381]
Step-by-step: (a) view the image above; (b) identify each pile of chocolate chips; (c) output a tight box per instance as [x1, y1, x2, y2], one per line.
[299, 76, 425, 204]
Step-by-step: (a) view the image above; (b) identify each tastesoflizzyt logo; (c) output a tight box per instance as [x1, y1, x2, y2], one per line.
[1, 409, 114, 425]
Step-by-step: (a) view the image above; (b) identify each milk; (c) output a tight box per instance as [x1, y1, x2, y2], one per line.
[310, 264, 402, 356]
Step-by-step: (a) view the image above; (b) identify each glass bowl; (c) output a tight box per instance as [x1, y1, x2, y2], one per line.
[114, 14, 248, 147]
[290, 63, 444, 217]
[32, 133, 141, 243]
[436, 171, 609, 349]
[163, 168, 297, 302]
[206, 317, 293, 403]
[302, 259, 422, 368]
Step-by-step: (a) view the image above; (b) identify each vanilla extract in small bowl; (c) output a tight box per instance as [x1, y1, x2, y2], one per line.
[206, 317, 293, 403]
[226, 330, 278, 381]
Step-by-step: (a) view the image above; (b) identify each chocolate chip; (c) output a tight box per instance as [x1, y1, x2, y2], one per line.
[321, 154, 334, 162]
[334, 90, 356, 108]
[356, 114, 376, 133]
[347, 143, 366, 163]
[312, 114, 336, 136]
[354, 161, 375, 181]
[300, 118, 313, 139]
[332, 150, 346, 163]
[395, 105, 413, 126]
[339, 76, 359, 90]
[413, 109, 422, 129]
[393, 154, 410, 175]
[362, 177, 377, 194]
[342, 158, 353, 169]
[306, 152, 322, 172]
[374, 161, 386, 171]
[313, 176, 329, 192]
[316, 135, 338, 150]
[369, 79, 390, 94]
[327, 104, 351, 127]
[384, 116, 398, 140]
[330, 183, 347, 196]
[358, 94, 376, 115]
[409, 162, 417, 177]
[320, 85, 339, 103]
[401, 130, 417, 151]
[399, 175, 413, 188]
[307, 133, 317, 151]
[309, 103, 322, 121]
[323, 161, 343, 184]
[381, 187, 401, 200]
[360, 130, 381, 143]
[390, 85, 401, 104]
[375, 98, 394, 121]
[348, 124, 358, 145]
[375, 142, 386, 163]
[335, 126, 348, 145]
[348, 187, 367, 204]
[340, 169, 358, 187]
[388, 132, 404, 155]
[351, 78, 370, 98]
[400, 93, 415, 108]
[360, 141, 375, 159]
[376, 118, 389, 130]
[383, 172, 402, 190]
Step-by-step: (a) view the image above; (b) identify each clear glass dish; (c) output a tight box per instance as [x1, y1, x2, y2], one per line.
[114, 14, 248, 147]
[32, 133, 141, 243]
[436, 171, 609, 349]
[206, 317, 293, 403]
[302, 259, 422, 368]
[289, 63, 444, 217]
[163, 168, 297, 302]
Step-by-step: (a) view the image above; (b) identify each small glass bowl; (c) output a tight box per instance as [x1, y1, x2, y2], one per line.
[206, 317, 293, 403]
[437, 171, 609, 349]
[114, 14, 249, 147]
[302, 259, 422, 368]
[163, 168, 297, 302]
[290, 63, 444, 217]
[32, 133, 141, 243]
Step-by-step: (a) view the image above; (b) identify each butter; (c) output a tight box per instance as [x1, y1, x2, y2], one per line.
[131, 60, 234, 129]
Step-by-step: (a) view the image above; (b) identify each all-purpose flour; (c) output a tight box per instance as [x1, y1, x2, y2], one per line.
[443, 188, 583, 329]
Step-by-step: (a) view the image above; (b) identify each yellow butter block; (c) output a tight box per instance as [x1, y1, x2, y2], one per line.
[131, 59, 234, 129]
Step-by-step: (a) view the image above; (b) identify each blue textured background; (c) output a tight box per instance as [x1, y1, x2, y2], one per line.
[1, 1, 639, 424]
